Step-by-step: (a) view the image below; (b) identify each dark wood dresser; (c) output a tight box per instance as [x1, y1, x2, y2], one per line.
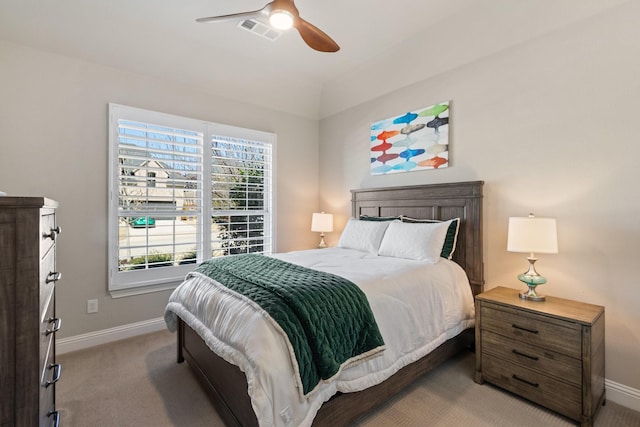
[474, 286, 605, 427]
[0, 197, 62, 427]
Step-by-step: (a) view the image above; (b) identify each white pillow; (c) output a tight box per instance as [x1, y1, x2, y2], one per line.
[378, 220, 450, 262]
[337, 218, 391, 254]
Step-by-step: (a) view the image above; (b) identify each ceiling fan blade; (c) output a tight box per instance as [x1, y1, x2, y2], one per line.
[294, 17, 340, 52]
[196, 0, 339, 53]
[196, 4, 270, 24]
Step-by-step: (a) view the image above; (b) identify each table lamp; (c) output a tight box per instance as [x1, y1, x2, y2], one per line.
[507, 214, 558, 301]
[311, 212, 333, 248]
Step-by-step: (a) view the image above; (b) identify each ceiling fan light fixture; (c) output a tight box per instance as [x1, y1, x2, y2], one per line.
[196, 0, 339, 52]
[269, 9, 294, 30]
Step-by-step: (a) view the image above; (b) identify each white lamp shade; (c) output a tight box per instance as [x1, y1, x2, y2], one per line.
[311, 212, 333, 233]
[507, 216, 558, 254]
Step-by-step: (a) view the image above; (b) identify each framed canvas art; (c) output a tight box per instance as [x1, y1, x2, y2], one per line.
[370, 101, 449, 175]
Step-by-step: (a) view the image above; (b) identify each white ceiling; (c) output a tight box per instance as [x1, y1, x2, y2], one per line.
[0, 0, 628, 119]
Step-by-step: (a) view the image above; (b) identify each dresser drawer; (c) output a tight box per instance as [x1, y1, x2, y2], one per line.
[40, 307, 61, 377]
[482, 353, 581, 421]
[40, 212, 57, 260]
[481, 330, 581, 386]
[40, 299, 55, 372]
[39, 248, 58, 318]
[39, 340, 58, 427]
[40, 334, 56, 386]
[480, 305, 581, 359]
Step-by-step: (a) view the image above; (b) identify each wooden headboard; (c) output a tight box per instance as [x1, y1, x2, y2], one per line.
[351, 181, 484, 295]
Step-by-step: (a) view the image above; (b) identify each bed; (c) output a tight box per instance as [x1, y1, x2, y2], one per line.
[165, 181, 484, 426]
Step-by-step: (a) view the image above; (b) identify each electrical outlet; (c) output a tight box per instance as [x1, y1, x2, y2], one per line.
[87, 299, 98, 314]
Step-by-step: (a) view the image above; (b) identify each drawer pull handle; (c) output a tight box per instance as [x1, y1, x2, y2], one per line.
[512, 349, 539, 361]
[512, 374, 539, 388]
[47, 410, 60, 427]
[42, 226, 62, 241]
[46, 317, 62, 335]
[512, 324, 539, 334]
[45, 363, 62, 387]
[46, 272, 62, 284]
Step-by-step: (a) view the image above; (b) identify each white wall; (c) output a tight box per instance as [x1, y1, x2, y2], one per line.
[320, 1, 640, 395]
[0, 40, 320, 338]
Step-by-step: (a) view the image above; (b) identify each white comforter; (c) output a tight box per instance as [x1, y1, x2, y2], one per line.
[164, 247, 475, 427]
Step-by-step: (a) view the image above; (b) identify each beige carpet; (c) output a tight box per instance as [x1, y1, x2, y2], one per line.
[57, 330, 640, 426]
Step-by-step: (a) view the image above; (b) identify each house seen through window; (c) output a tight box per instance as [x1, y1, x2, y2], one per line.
[108, 104, 274, 296]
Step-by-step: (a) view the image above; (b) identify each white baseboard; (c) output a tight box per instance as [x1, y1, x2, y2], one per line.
[56, 318, 640, 413]
[606, 379, 640, 412]
[56, 317, 167, 355]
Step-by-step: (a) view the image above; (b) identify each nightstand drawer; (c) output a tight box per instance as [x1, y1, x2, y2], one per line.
[483, 353, 581, 421]
[481, 330, 581, 386]
[481, 305, 581, 359]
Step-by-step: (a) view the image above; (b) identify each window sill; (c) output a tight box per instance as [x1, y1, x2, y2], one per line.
[109, 280, 181, 298]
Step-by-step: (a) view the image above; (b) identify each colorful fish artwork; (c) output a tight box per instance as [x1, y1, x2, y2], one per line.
[399, 148, 426, 159]
[370, 100, 450, 175]
[419, 104, 449, 117]
[427, 143, 448, 155]
[391, 161, 418, 172]
[418, 156, 448, 169]
[372, 164, 394, 174]
[393, 112, 419, 125]
[371, 141, 393, 152]
[377, 152, 400, 163]
[426, 116, 449, 134]
[400, 123, 426, 135]
[393, 135, 418, 148]
[370, 129, 401, 166]
[376, 130, 400, 141]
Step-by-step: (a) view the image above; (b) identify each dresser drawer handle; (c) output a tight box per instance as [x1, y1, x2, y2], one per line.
[512, 324, 539, 334]
[512, 349, 539, 361]
[45, 363, 62, 387]
[47, 410, 60, 427]
[512, 374, 539, 388]
[42, 226, 62, 241]
[46, 317, 62, 335]
[46, 272, 62, 284]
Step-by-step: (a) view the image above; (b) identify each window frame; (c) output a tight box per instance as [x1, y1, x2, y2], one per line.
[108, 104, 276, 297]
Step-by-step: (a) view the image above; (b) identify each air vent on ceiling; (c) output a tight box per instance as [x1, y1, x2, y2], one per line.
[238, 19, 282, 41]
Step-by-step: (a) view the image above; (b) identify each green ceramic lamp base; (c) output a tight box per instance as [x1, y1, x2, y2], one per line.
[517, 257, 547, 302]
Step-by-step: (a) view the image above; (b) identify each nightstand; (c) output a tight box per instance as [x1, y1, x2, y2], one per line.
[474, 286, 605, 427]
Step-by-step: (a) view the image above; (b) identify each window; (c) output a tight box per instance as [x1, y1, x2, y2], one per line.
[147, 171, 156, 187]
[108, 104, 275, 296]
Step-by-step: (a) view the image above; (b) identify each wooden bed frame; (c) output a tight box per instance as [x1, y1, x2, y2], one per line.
[176, 181, 484, 426]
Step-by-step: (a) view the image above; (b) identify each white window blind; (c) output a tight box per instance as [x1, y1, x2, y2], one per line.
[108, 104, 275, 296]
[211, 136, 272, 256]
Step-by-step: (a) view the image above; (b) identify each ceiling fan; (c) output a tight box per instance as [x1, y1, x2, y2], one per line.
[196, 0, 340, 52]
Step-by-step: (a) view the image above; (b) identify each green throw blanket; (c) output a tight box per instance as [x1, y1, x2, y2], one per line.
[194, 254, 385, 395]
